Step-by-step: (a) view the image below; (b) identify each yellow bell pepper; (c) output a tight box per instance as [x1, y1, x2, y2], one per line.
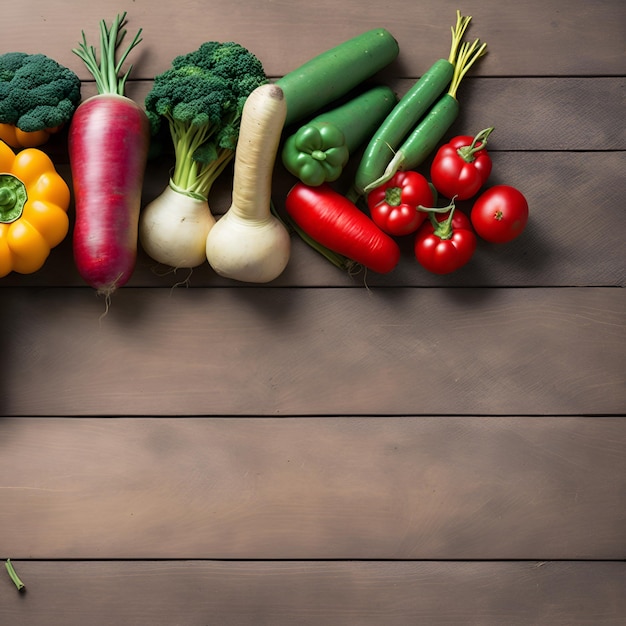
[0, 140, 70, 277]
[0, 123, 63, 150]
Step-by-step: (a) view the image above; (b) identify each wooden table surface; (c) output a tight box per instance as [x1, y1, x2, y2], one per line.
[1, 0, 625, 623]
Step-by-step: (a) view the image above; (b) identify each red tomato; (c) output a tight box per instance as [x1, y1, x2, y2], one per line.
[366, 170, 434, 236]
[414, 207, 476, 274]
[430, 128, 494, 200]
[471, 185, 529, 243]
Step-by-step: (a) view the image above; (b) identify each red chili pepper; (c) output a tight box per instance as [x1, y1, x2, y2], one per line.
[430, 127, 494, 200]
[414, 201, 476, 274]
[366, 170, 434, 236]
[285, 182, 400, 274]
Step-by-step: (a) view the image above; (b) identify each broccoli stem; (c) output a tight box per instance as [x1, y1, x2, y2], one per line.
[168, 118, 235, 201]
[144, 42, 268, 203]
[72, 12, 143, 96]
[193, 148, 234, 197]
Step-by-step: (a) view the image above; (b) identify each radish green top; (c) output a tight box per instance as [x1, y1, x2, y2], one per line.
[72, 12, 143, 96]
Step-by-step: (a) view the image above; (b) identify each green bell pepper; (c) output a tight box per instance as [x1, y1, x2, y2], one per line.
[282, 122, 349, 187]
[281, 85, 398, 187]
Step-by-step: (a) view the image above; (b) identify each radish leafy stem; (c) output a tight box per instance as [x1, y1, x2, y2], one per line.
[72, 12, 143, 96]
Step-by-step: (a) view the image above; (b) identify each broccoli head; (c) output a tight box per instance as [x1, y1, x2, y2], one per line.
[0, 52, 81, 132]
[145, 41, 268, 199]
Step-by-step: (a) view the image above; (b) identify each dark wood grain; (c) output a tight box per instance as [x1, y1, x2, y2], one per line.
[1, 417, 624, 559]
[1, 288, 624, 416]
[1, 561, 624, 626]
[6, 0, 624, 78]
[54, 76, 626, 153]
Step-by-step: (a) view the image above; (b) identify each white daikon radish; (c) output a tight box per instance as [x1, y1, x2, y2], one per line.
[205, 84, 290, 283]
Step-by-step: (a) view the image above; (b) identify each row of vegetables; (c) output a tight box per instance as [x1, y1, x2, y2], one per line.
[0, 11, 528, 293]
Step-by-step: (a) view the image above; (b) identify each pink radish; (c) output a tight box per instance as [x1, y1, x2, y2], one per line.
[69, 13, 149, 296]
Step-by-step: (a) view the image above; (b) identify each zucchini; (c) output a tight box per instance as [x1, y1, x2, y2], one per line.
[350, 58, 455, 198]
[383, 93, 461, 178]
[319, 85, 399, 154]
[275, 28, 399, 127]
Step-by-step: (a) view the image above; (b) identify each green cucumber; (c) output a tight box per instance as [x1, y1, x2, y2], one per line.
[306, 85, 398, 154]
[346, 11, 479, 200]
[379, 93, 460, 181]
[350, 58, 454, 197]
[275, 28, 399, 127]
[361, 37, 488, 194]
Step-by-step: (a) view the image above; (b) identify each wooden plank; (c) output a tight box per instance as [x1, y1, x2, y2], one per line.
[0, 561, 624, 625]
[5, 0, 624, 78]
[0, 417, 624, 559]
[448, 77, 626, 151]
[73, 76, 619, 151]
[2, 150, 624, 288]
[0, 1, 623, 623]
[1, 287, 623, 417]
[37, 75, 626, 158]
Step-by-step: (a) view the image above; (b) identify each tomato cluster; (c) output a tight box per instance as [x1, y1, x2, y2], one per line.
[365, 127, 529, 275]
[431, 127, 529, 249]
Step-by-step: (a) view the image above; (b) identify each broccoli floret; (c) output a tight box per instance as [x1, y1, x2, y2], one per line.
[0, 52, 81, 131]
[145, 41, 268, 200]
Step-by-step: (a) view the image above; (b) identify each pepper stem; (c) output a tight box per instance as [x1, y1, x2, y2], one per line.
[427, 197, 458, 240]
[457, 127, 495, 162]
[384, 185, 402, 207]
[0, 174, 28, 224]
[0, 187, 14, 208]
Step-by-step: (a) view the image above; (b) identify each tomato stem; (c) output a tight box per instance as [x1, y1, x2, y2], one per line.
[416, 202, 452, 215]
[456, 127, 494, 162]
